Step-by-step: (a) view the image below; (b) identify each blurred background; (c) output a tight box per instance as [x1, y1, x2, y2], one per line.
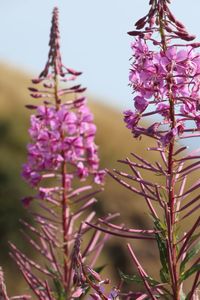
[0, 0, 200, 295]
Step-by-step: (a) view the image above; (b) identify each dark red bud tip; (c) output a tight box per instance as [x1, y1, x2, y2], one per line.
[30, 93, 42, 99]
[70, 84, 81, 90]
[153, 40, 160, 46]
[135, 16, 147, 27]
[127, 30, 142, 36]
[32, 78, 43, 84]
[66, 67, 82, 76]
[165, 25, 173, 33]
[136, 23, 146, 30]
[190, 43, 200, 48]
[167, 11, 176, 23]
[25, 105, 38, 110]
[76, 87, 87, 93]
[43, 83, 54, 88]
[73, 97, 86, 108]
[175, 21, 185, 29]
[28, 87, 38, 92]
[182, 35, 196, 41]
[43, 101, 51, 105]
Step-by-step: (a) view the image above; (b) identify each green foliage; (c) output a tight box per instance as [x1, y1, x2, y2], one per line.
[119, 269, 160, 286]
[180, 264, 200, 283]
[53, 278, 66, 300]
[180, 241, 200, 274]
[154, 219, 170, 283]
[47, 267, 66, 299]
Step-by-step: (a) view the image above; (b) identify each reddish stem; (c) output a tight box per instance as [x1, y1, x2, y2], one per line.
[54, 73, 69, 290]
[159, 5, 180, 299]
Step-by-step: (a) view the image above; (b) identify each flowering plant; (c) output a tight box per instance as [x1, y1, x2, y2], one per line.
[2, 7, 117, 300]
[94, 0, 200, 298]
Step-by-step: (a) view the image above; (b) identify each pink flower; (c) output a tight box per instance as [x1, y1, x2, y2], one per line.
[23, 99, 104, 191]
[94, 170, 106, 185]
[124, 110, 140, 130]
[134, 96, 148, 113]
[161, 128, 178, 147]
[157, 103, 170, 118]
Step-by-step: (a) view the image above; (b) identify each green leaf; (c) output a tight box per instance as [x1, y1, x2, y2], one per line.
[154, 218, 167, 234]
[45, 266, 67, 299]
[186, 233, 200, 251]
[94, 264, 107, 274]
[156, 234, 169, 282]
[153, 219, 170, 283]
[180, 264, 200, 282]
[180, 241, 200, 273]
[160, 268, 169, 283]
[119, 269, 160, 286]
[53, 278, 66, 300]
[119, 269, 143, 284]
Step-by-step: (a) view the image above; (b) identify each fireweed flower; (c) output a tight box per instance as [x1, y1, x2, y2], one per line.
[126, 13, 200, 143]
[9, 7, 116, 299]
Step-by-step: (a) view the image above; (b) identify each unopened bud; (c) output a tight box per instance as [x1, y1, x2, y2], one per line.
[135, 16, 147, 28]
[190, 43, 200, 48]
[25, 105, 38, 110]
[175, 20, 186, 29]
[28, 87, 38, 92]
[66, 67, 82, 76]
[32, 78, 43, 84]
[128, 30, 143, 36]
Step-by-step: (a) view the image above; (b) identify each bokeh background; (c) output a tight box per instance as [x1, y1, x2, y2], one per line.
[0, 0, 200, 295]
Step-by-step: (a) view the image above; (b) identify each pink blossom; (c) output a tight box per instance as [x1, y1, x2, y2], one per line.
[126, 26, 200, 142]
[23, 97, 104, 190]
[134, 96, 148, 113]
[124, 110, 140, 130]
[161, 128, 178, 147]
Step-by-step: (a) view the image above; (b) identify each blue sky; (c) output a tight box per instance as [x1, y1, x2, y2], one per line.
[0, 0, 200, 110]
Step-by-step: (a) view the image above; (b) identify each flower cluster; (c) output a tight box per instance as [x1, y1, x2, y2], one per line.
[22, 100, 104, 188]
[125, 0, 200, 146]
